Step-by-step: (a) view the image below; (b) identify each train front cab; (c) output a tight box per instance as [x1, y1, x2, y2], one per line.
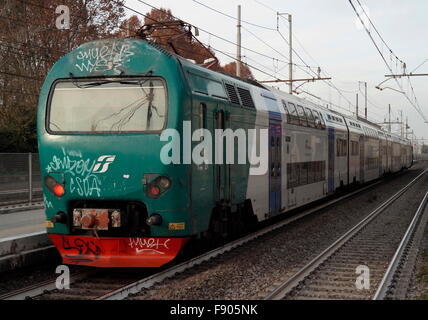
[37, 38, 196, 268]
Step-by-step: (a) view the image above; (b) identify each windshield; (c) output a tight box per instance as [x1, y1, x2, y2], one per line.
[48, 78, 167, 133]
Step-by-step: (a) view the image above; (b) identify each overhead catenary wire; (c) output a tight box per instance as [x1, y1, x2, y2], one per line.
[185, 0, 361, 114]
[123, 0, 294, 65]
[135, 0, 392, 120]
[191, 0, 276, 31]
[251, 1, 358, 111]
[348, 0, 428, 123]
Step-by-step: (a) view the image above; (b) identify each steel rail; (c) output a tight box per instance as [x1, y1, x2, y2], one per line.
[0, 188, 42, 195]
[96, 179, 392, 300]
[264, 168, 428, 300]
[0, 270, 96, 300]
[373, 191, 428, 300]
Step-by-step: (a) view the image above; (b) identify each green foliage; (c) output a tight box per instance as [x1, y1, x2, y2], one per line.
[0, 0, 126, 152]
[0, 104, 37, 152]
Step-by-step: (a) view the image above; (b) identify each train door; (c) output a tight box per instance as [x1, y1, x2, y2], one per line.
[386, 139, 391, 172]
[268, 118, 282, 216]
[286, 135, 296, 208]
[359, 135, 365, 182]
[327, 127, 335, 193]
[214, 108, 229, 203]
[379, 140, 383, 176]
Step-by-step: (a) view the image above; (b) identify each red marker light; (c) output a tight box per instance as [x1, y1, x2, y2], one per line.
[150, 186, 160, 196]
[53, 184, 65, 197]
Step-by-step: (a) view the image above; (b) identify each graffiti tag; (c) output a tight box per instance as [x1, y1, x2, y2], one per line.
[46, 148, 102, 197]
[75, 42, 135, 74]
[128, 238, 171, 255]
[62, 236, 102, 259]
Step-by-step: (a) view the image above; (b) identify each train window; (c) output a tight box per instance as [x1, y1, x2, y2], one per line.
[307, 162, 315, 184]
[319, 113, 326, 128]
[296, 105, 308, 126]
[281, 100, 288, 113]
[299, 163, 308, 185]
[305, 108, 316, 128]
[336, 139, 347, 157]
[189, 72, 228, 99]
[287, 163, 298, 188]
[287, 161, 326, 189]
[351, 141, 359, 156]
[312, 110, 322, 128]
[287, 103, 299, 125]
[49, 79, 167, 133]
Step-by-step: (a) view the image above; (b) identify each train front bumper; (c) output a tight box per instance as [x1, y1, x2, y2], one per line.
[48, 235, 190, 267]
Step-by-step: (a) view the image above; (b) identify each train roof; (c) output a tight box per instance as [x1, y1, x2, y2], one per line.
[158, 41, 410, 143]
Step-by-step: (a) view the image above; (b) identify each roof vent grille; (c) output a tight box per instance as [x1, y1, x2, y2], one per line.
[237, 87, 255, 108]
[225, 83, 241, 105]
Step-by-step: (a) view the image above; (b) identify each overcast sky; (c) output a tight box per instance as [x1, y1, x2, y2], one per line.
[125, 0, 428, 141]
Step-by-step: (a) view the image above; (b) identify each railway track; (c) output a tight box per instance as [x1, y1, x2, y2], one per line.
[0, 188, 42, 196]
[265, 168, 428, 300]
[374, 191, 428, 300]
[1, 167, 425, 300]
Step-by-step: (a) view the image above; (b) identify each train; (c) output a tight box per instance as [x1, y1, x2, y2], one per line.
[37, 38, 413, 267]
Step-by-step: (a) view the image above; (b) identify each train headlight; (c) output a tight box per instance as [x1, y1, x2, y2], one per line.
[146, 214, 163, 226]
[44, 175, 65, 197]
[146, 176, 172, 199]
[158, 176, 171, 189]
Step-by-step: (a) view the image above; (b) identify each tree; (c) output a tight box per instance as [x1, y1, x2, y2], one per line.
[141, 8, 216, 65]
[0, 0, 126, 152]
[222, 61, 255, 80]
[137, 8, 254, 79]
[116, 15, 143, 38]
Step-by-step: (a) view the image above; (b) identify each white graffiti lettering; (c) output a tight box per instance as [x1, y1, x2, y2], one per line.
[75, 42, 135, 74]
[46, 148, 102, 197]
[43, 195, 53, 209]
[128, 238, 171, 255]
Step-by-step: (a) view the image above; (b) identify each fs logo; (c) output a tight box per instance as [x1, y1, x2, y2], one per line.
[92, 155, 116, 173]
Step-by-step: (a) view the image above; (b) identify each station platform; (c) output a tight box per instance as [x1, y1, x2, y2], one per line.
[0, 208, 45, 240]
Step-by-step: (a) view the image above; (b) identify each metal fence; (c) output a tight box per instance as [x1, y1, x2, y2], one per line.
[0, 153, 42, 205]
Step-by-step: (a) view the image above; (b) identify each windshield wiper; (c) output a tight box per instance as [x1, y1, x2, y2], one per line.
[73, 80, 141, 89]
[146, 80, 155, 128]
[69, 70, 153, 89]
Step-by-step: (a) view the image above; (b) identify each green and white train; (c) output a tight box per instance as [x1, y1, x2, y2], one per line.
[37, 38, 413, 267]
